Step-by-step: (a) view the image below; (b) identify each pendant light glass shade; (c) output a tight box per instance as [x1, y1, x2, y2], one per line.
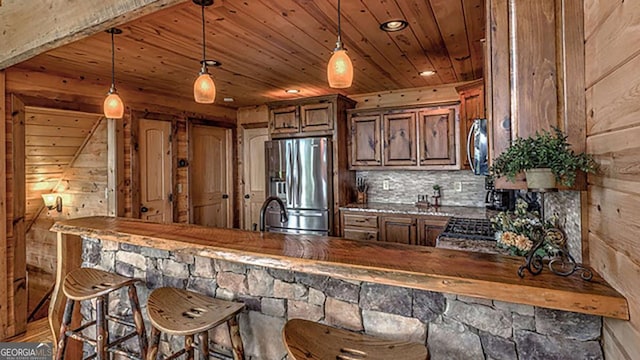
[104, 28, 124, 119]
[327, 49, 353, 88]
[328, 0, 353, 88]
[104, 90, 124, 119]
[194, 0, 216, 103]
[194, 68, 216, 103]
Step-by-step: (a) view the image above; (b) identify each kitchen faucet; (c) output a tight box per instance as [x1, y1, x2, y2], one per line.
[259, 196, 288, 232]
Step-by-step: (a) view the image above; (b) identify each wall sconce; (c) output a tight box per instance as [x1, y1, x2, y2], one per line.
[42, 194, 63, 212]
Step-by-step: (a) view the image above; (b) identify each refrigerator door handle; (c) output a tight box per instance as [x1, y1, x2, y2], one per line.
[286, 142, 293, 207]
[467, 120, 477, 173]
[296, 144, 302, 208]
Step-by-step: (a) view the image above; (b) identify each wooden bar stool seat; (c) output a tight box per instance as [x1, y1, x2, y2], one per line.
[146, 287, 245, 360]
[56, 268, 148, 360]
[283, 319, 428, 360]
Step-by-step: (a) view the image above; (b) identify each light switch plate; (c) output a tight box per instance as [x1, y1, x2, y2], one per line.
[383, 180, 390, 190]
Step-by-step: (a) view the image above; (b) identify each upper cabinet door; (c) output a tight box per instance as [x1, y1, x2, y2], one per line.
[301, 102, 333, 132]
[350, 115, 381, 167]
[418, 107, 456, 166]
[457, 80, 485, 169]
[383, 112, 417, 166]
[270, 105, 299, 134]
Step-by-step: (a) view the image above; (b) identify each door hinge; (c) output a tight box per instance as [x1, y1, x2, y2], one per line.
[168, 134, 173, 142]
[168, 193, 174, 202]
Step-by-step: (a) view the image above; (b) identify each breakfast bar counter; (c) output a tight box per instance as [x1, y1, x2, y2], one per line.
[49, 216, 628, 359]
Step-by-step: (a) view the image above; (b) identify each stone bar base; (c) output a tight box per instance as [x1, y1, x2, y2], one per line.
[81, 237, 603, 360]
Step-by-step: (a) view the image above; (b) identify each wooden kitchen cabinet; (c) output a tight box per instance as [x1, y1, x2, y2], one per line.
[418, 107, 456, 166]
[383, 112, 417, 166]
[341, 210, 447, 247]
[300, 102, 333, 132]
[379, 216, 417, 245]
[342, 212, 378, 241]
[417, 217, 448, 247]
[350, 115, 382, 166]
[456, 80, 484, 169]
[348, 104, 459, 170]
[269, 105, 299, 134]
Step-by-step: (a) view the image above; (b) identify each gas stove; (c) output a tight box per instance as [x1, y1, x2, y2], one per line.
[440, 217, 495, 241]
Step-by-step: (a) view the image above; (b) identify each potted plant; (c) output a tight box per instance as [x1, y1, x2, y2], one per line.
[489, 128, 597, 188]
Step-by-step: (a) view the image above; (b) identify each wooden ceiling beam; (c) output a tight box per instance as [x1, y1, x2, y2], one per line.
[0, 0, 189, 69]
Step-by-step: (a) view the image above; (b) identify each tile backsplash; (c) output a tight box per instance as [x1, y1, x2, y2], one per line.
[356, 170, 486, 207]
[544, 191, 582, 263]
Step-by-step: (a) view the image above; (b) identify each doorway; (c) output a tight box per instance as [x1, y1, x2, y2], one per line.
[242, 126, 268, 230]
[189, 124, 233, 228]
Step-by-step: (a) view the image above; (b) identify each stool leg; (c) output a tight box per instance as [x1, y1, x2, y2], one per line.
[228, 317, 245, 360]
[185, 334, 195, 360]
[55, 299, 75, 360]
[197, 331, 209, 360]
[128, 284, 148, 359]
[96, 296, 107, 360]
[147, 326, 161, 360]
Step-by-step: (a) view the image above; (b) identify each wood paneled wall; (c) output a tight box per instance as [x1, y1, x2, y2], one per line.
[25, 111, 107, 319]
[585, 1, 640, 358]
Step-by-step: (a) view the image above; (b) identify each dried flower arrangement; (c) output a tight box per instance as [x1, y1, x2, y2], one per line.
[490, 198, 564, 257]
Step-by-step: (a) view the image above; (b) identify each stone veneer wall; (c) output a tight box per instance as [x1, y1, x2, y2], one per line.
[81, 237, 603, 360]
[543, 191, 582, 263]
[356, 170, 486, 207]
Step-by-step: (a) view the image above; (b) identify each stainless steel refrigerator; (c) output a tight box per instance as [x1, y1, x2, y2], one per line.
[265, 137, 333, 235]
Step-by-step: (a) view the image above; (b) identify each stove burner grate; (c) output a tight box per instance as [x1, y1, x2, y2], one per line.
[440, 217, 495, 241]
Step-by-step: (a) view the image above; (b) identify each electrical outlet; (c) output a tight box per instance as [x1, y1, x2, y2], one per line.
[454, 182, 462, 192]
[177, 184, 183, 193]
[383, 180, 390, 190]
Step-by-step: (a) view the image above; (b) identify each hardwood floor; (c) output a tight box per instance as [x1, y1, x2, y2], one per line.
[6, 318, 52, 343]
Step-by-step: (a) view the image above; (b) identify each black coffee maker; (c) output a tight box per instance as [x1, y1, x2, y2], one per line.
[485, 177, 516, 211]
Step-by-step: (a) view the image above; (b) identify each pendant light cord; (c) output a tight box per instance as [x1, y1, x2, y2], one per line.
[336, 0, 342, 48]
[201, 3, 206, 64]
[110, 30, 116, 89]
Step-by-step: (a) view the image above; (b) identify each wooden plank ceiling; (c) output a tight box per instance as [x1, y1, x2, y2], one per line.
[16, 0, 484, 108]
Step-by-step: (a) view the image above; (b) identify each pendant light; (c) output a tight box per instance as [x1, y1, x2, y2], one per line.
[104, 28, 124, 119]
[193, 0, 217, 104]
[327, 0, 353, 88]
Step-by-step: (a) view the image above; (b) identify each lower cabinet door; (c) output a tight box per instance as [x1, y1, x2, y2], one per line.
[343, 228, 378, 241]
[379, 216, 417, 245]
[417, 218, 447, 247]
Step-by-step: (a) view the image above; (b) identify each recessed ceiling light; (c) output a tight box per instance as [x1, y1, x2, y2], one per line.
[285, 89, 300, 94]
[419, 70, 437, 77]
[380, 20, 408, 32]
[223, 97, 234, 102]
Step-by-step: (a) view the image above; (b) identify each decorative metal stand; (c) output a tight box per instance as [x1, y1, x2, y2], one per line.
[517, 189, 593, 281]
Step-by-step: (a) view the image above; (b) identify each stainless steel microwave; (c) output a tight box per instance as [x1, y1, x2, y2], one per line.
[467, 118, 489, 176]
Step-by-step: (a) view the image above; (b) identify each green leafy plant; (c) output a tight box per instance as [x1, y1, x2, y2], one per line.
[489, 128, 597, 187]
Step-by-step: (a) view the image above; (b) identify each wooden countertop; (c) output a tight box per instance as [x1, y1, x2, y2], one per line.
[51, 216, 628, 320]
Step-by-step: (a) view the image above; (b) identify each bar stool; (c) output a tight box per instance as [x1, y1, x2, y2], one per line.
[283, 319, 428, 360]
[146, 287, 245, 360]
[56, 268, 148, 360]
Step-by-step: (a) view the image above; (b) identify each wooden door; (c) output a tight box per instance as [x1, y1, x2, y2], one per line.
[383, 112, 416, 166]
[242, 127, 268, 230]
[350, 115, 381, 167]
[270, 106, 299, 134]
[301, 102, 333, 132]
[190, 125, 232, 228]
[379, 216, 416, 245]
[139, 119, 172, 223]
[457, 80, 485, 168]
[417, 217, 448, 247]
[418, 107, 456, 165]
